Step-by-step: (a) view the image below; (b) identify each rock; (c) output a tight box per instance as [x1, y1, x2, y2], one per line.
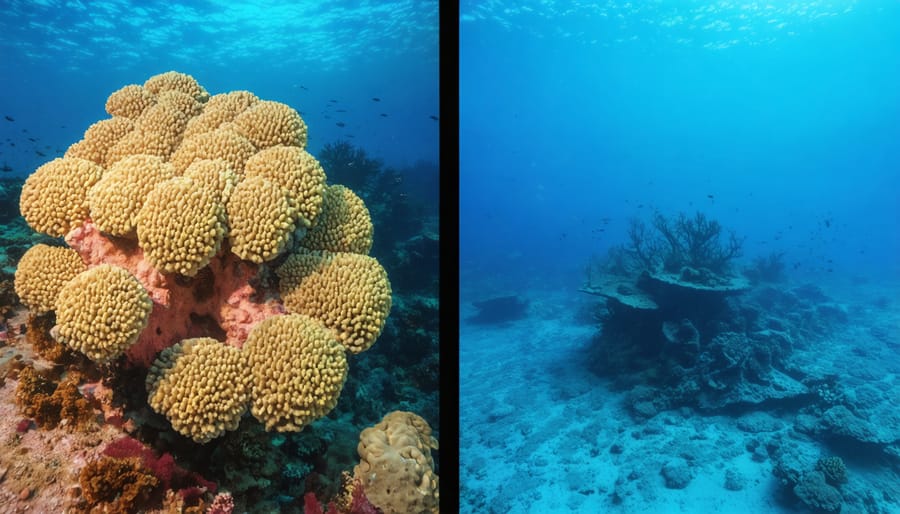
[661, 459, 693, 489]
[737, 412, 783, 433]
[18, 487, 31, 501]
[794, 471, 842, 513]
[724, 468, 745, 491]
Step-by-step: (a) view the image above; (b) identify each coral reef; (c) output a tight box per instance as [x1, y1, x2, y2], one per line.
[13, 71, 394, 444]
[2, 72, 439, 512]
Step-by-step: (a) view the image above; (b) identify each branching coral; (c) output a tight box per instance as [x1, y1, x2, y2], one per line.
[622, 211, 744, 277]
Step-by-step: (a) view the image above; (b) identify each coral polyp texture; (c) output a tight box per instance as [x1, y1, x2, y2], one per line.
[14, 71, 393, 443]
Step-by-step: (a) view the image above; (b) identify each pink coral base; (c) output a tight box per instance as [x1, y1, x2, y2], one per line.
[65, 220, 285, 367]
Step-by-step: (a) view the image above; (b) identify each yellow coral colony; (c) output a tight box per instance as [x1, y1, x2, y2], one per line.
[55, 264, 153, 363]
[146, 338, 250, 443]
[20, 157, 104, 237]
[136, 176, 226, 276]
[243, 314, 348, 432]
[302, 184, 374, 255]
[14, 244, 86, 314]
[353, 411, 440, 514]
[277, 250, 392, 354]
[16, 71, 395, 443]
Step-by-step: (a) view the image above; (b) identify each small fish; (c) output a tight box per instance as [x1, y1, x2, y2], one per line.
[380, 113, 388, 117]
[707, 194, 714, 199]
[0, 163, 12, 172]
[336, 109, 347, 113]
[429, 115, 438, 121]
[336, 122, 345, 127]
[372, 97, 381, 102]
[35, 150, 46, 157]
[346, 134, 355, 138]
[300, 85, 308, 90]
[329, 99, 338, 103]
[637, 204, 644, 208]
[3, 115, 13, 122]
[28, 137, 36, 142]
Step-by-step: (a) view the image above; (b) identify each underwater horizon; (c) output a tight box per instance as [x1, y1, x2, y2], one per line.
[461, 1, 900, 513]
[0, 0, 440, 178]
[0, 2, 440, 513]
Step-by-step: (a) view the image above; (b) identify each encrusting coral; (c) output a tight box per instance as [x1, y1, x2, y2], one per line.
[76, 456, 159, 514]
[14, 71, 393, 444]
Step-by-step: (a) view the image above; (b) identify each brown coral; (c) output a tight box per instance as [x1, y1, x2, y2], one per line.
[78, 456, 159, 514]
[14, 365, 94, 429]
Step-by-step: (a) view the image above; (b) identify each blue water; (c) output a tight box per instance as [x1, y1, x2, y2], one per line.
[462, 1, 900, 293]
[0, 0, 439, 178]
[461, 2, 900, 513]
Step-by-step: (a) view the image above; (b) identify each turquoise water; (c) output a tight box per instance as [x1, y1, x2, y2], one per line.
[461, 2, 900, 513]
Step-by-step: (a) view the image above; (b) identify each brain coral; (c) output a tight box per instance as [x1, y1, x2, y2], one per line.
[302, 184, 374, 255]
[55, 264, 153, 363]
[243, 314, 348, 432]
[14, 244, 85, 314]
[353, 411, 440, 514]
[277, 249, 391, 353]
[17, 71, 394, 443]
[146, 338, 250, 443]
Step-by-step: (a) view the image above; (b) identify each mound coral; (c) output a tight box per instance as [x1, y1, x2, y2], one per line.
[14, 244, 85, 314]
[14, 71, 393, 443]
[353, 411, 440, 514]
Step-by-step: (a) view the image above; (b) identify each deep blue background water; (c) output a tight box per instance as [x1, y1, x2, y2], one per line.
[461, 1, 900, 295]
[0, 0, 439, 178]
